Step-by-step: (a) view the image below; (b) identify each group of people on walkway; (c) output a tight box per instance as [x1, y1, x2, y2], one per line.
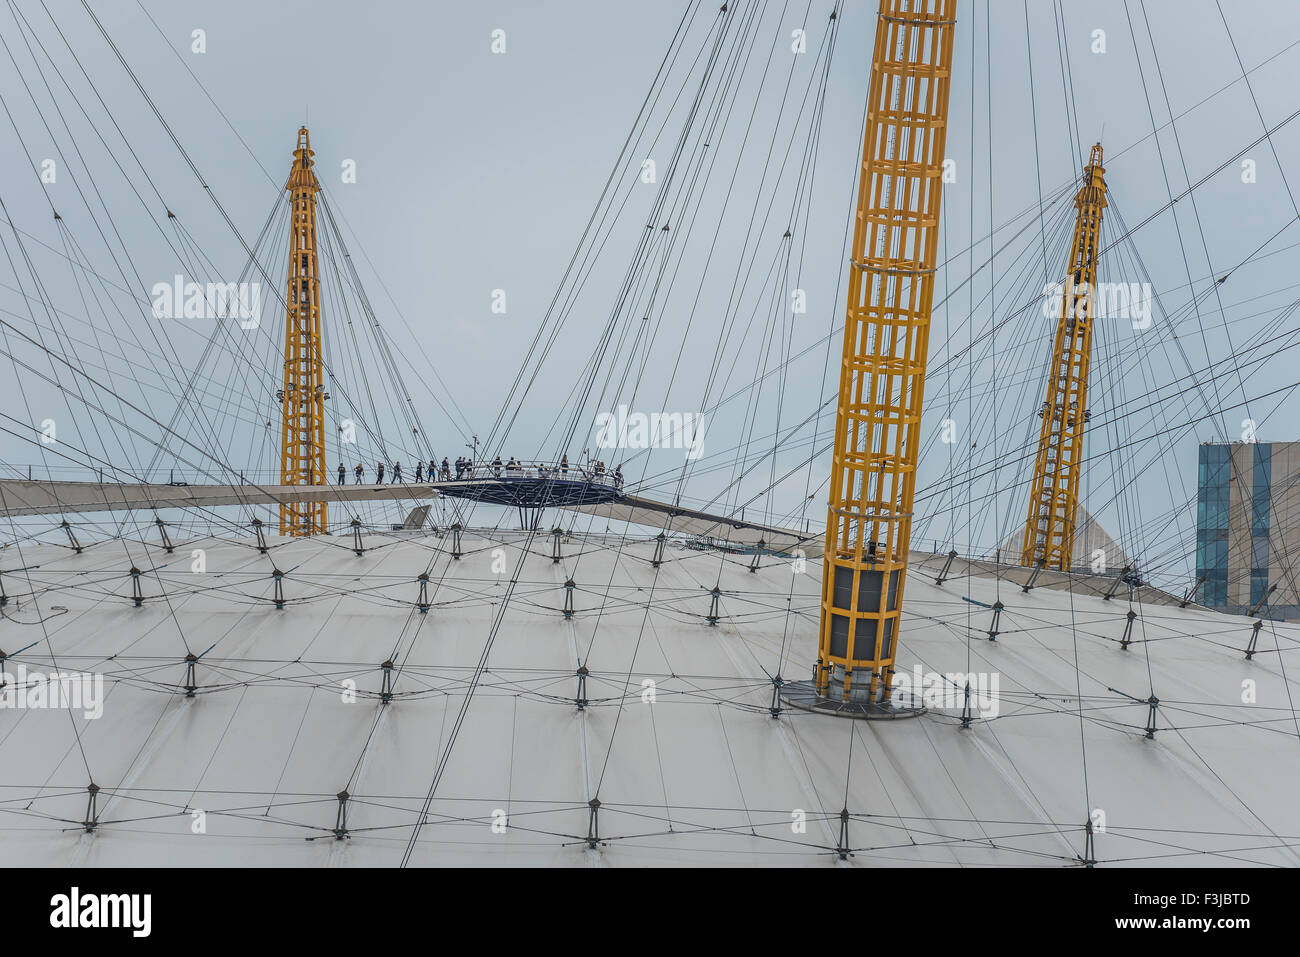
[336, 454, 624, 491]
[341, 458, 453, 485]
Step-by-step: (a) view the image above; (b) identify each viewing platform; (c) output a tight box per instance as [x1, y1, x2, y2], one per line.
[436, 462, 625, 509]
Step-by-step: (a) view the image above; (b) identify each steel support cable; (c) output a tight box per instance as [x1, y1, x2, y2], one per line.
[1125, 2, 1238, 445]
[51, 227, 145, 477]
[49, 219, 201, 621]
[998, 302, 1300, 582]
[960, 165, 1082, 552]
[551, 0, 747, 476]
[527, 46, 763, 669]
[4, 0, 210, 427]
[71, 0, 417, 488]
[153, 200, 287, 469]
[765, 1, 836, 530]
[583, 0, 821, 798]
[534, 22, 1300, 461]
[776, 1, 844, 674]
[667, 0, 804, 511]
[1145, 5, 1272, 429]
[912, 104, 1300, 417]
[911, 372, 1300, 570]
[0, 280, 268, 427]
[1179, 4, 1300, 615]
[0, 213, 215, 654]
[709, 0, 824, 523]
[610, 0, 784, 530]
[915, 200, 1079, 547]
[912, 267, 1300, 520]
[1106, 199, 1217, 522]
[139, 0, 479, 454]
[1098, 106, 1300, 263]
[338, 452, 555, 818]
[0, 16, 240, 483]
[728, 287, 1300, 572]
[319, 193, 429, 461]
[539, 182, 1078, 501]
[1097, 243, 1146, 569]
[563, 0, 783, 614]
[0, 277, 97, 787]
[610, 4, 771, 390]
[560, 1, 756, 456]
[0, 103, 288, 535]
[314, 205, 394, 466]
[323, 199, 475, 441]
[398, 521, 549, 866]
[547, 1, 821, 475]
[1051, 0, 1083, 167]
[481, 1, 708, 455]
[15, 0, 281, 482]
[689, 0, 827, 483]
[0, 304, 374, 541]
[1168, 721, 1297, 863]
[528, 0, 761, 475]
[317, 234, 391, 507]
[0, 99, 213, 479]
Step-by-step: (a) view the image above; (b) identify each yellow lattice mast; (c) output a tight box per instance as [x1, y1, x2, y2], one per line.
[815, 0, 957, 704]
[1020, 143, 1107, 570]
[279, 127, 328, 536]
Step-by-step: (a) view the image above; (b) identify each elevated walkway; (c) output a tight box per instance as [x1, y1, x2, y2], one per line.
[0, 475, 820, 554]
[0, 479, 441, 516]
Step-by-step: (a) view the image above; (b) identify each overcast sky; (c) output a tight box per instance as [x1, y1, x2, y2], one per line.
[3, 0, 1300, 587]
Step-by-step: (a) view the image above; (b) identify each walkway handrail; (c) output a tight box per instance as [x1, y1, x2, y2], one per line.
[451, 461, 624, 488]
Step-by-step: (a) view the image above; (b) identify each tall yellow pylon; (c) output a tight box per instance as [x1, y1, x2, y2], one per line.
[815, 0, 957, 704]
[1021, 143, 1108, 570]
[278, 127, 328, 536]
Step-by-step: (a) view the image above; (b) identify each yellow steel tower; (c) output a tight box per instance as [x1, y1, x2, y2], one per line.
[1020, 144, 1107, 569]
[815, 0, 957, 704]
[278, 127, 328, 536]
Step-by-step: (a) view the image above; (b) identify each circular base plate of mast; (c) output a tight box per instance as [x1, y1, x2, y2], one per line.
[780, 680, 926, 720]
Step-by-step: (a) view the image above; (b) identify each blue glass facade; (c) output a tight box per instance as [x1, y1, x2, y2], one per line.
[1195, 444, 1231, 607]
[1196, 442, 1271, 611]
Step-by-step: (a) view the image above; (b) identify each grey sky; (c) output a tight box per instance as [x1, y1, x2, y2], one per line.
[3, 0, 1300, 589]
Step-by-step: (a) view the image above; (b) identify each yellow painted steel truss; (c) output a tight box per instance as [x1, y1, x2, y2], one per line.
[816, 0, 957, 703]
[278, 127, 328, 536]
[1020, 143, 1108, 569]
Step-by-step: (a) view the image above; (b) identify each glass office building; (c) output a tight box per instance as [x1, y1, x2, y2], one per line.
[1195, 441, 1297, 619]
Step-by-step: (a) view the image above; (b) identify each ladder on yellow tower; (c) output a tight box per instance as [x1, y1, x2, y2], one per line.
[814, 0, 957, 705]
[279, 127, 329, 536]
[1021, 143, 1108, 570]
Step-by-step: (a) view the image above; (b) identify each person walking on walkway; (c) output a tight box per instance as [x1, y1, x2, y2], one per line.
[392, 462, 403, 483]
[354, 464, 364, 484]
[337, 463, 346, 484]
[376, 462, 385, 484]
